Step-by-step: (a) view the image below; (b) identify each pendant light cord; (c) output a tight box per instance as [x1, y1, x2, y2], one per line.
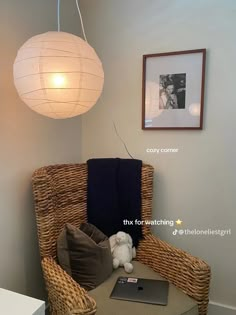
[57, 0, 133, 158]
[57, 0, 61, 31]
[75, 0, 88, 42]
[112, 120, 134, 159]
[75, 0, 133, 158]
[99, 98, 134, 159]
[57, 0, 87, 42]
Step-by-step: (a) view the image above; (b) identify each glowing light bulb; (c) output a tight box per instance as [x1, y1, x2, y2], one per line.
[53, 74, 66, 87]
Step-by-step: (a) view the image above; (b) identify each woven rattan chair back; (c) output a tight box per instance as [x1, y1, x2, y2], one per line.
[32, 163, 154, 260]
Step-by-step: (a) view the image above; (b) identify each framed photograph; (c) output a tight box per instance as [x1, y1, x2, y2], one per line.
[142, 49, 206, 130]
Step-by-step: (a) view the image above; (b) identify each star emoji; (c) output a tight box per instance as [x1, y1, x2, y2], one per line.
[176, 219, 183, 225]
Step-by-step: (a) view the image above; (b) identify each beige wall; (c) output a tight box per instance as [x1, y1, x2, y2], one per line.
[1, 0, 235, 310]
[0, 0, 81, 299]
[80, 0, 236, 310]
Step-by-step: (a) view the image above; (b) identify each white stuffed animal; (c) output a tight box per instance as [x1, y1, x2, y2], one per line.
[109, 231, 136, 273]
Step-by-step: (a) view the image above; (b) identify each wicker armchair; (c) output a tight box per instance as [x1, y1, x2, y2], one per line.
[32, 163, 210, 315]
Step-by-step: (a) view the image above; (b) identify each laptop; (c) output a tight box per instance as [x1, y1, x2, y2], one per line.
[110, 277, 169, 305]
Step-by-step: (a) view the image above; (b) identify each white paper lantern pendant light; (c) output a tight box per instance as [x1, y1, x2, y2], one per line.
[13, 0, 104, 119]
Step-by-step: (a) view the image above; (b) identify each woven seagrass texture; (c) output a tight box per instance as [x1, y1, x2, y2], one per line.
[42, 257, 96, 315]
[32, 163, 153, 260]
[136, 234, 211, 315]
[32, 163, 210, 315]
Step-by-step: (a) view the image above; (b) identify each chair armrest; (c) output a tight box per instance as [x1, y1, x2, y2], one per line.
[42, 257, 96, 315]
[136, 234, 210, 315]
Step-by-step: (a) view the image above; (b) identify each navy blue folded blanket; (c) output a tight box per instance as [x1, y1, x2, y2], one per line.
[87, 158, 142, 247]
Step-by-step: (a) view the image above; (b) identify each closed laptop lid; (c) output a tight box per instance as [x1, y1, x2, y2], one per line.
[110, 277, 169, 306]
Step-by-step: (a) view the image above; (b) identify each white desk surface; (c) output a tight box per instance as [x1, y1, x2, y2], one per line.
[0, 288, 45, 315]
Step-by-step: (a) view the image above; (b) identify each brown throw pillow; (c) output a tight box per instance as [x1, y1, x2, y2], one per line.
[57, 222, 113, 290]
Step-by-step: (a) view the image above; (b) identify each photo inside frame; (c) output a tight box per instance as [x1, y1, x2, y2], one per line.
[159, 73, 186, 110]
[143, 50, 205, 129]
